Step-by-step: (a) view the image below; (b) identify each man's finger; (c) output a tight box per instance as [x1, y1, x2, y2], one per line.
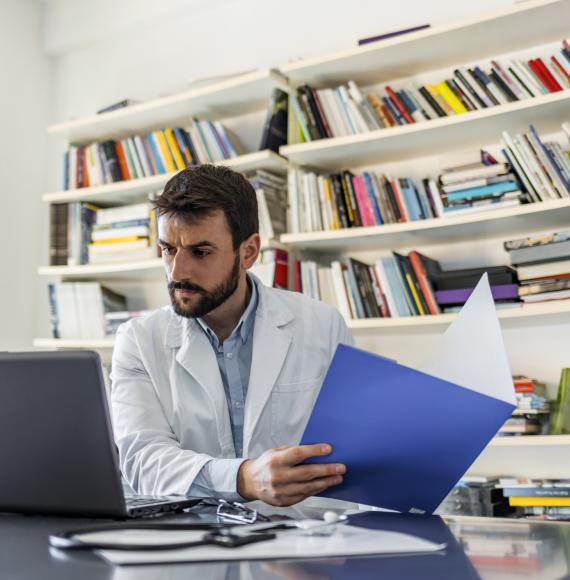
[278, 443, 333, 466]
[279, 475, 344, 499]
[288, 462, 346, 482]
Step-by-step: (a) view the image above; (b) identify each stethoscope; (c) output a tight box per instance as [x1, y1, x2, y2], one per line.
[48, 510, 348, 552]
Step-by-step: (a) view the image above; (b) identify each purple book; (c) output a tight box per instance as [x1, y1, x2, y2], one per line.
[358, 24, 431, 46]
[436, 284, 519, 306]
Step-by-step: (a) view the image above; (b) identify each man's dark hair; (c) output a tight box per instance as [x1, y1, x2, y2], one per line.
[152, 164, 259, 249]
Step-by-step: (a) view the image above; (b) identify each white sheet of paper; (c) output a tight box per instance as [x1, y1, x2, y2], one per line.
[418, 273, 516, 406]
[96, 525, 446, 565]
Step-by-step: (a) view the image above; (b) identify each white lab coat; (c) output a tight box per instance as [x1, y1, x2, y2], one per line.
[110, 275, 354, 496]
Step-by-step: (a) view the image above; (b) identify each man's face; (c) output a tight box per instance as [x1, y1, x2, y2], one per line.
[158, 210, 241, 319]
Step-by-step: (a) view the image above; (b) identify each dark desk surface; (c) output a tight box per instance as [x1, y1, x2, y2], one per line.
[2, 507, 570, 580]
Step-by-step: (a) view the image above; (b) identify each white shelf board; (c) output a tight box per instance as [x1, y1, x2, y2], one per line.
[38, 259, 164, 279]
[282, 0, 570, 87]
[347, 300, 570, 333]
[47, 69, 288, 143]
[43, 151, 289, 205]
[280, 91, 570, 169]
[281, 199, 570, 251]
[33, 338, 115, 350]
[470, 435, 570, 479]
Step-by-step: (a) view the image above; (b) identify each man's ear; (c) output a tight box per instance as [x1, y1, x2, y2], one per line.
[241, 234, 261, 269]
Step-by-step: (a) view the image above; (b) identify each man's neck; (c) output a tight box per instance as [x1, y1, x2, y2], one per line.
[202, 275, 252, 344]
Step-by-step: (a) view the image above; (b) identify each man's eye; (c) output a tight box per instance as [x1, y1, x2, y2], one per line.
[194, 249, 210, 258]
[160, 246, 174, 256]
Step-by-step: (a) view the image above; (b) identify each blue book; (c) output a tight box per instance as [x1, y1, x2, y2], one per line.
[382, 96, 404, 125]
[301, 276, 516, 513]
[397, 90, 417, 116]
[362, 171, 383, 225]
[447, 181, 518, 202]
[399, 178, 423, 221]
[145, 134, 166, 174]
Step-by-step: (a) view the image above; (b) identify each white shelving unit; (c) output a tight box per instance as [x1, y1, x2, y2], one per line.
[281, 0, 570, 87]
[281, 91, 570, 168]
[48, 69, 288, 143]
[38, 259, 164, 279]
[43, 151, 289, 205]
[282, 199, 570, 251]
[33, 338, 116, 350]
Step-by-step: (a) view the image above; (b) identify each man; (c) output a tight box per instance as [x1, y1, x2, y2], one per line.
[111, 164, 353, 507]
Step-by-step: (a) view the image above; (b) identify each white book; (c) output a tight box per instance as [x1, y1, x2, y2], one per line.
[96, 202, 150, 226]
[374, 260, 400, 318]
[517, 258, 570, 281]
[338, 85, 369, 133]
[347, 80, 382, 130]
[317, 175, 332, 231]
[427, 179, 446, 218]
[120, 138, 137, 179]
[501, 131, 541, 201]
[86, 144, 103, 186]
[343, 268, 362, 319]
[56, 283, 80, 339]
[453, 74, 484, 110]
[201, 121, 225, 162]
[440, 163, 508, 185]
[441, 198, 520, 217]
[485, 77, 507, 106]
[317, 267, 339, 310]
[134, 136, 154, 177]
[323, 88, 351, 136]
[68, 145, 78, 189]
[301, 173, 314, 233]
[516, 134, 557, 199]
[187, 124, 209, 163]
[213, 122, 238, 158]
[457, 67, 493, 108]
[330, 261, 352, 320]
[509, 60, 541, 97]
[307, 172, 323, 232]
[89, 239, 149, 255]
[501, 136, 540, 202]
[494, 59, 526, 100]
[75, 283, 105, 339]
[88, 247, 157, 264]
[527, 131, 567, 198]
[256, 188, 274, 241]
[334, 87, 357, 134]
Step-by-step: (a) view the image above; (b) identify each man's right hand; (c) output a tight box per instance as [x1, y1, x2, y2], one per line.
[236, 444, 346, 507]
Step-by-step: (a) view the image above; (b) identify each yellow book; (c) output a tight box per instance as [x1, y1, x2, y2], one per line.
[164, 128, 186, 171]
[91, 236, 147, 245]
[509, 497, 570, 507]
[324, 177, 339, 230]
[405, 273, 425, 315]
[426, 84, 454, 116]
[153, 130, 177, 173]
[435, 81, 468, 114]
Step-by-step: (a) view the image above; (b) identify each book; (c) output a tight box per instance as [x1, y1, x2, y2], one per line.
[435, 284, 519, 306]
[96, 98, 139, 114]
[517, 259, 570, 281]
[259, 88, 288, 152]
[357, 24, 430, 45]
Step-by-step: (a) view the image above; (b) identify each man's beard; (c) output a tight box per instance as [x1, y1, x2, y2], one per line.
[168, 253, 241, 319]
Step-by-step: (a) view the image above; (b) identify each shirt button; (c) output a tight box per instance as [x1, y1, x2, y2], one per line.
[226, 352, 233, 359]
[234, 401, 243, 408]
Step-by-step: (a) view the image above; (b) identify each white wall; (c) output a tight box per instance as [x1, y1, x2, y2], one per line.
[0, 0, 51, 348]
[37, 0, 569, 390]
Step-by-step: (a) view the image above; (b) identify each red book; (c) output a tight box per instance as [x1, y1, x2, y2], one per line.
[114, 142, 131, 181]
[385, 85, 415, 124]
[369, 265, 390, 317]
[293, 260, 302, 293]
[551, 56, 570, 85]
[389, 178, 409, 222]
[82, 147, 90, 188]
[273, 250, 289, 289]
[529, 58, 562, 92]
[381, 103, 396, 126]
[408, 251, 440, 315]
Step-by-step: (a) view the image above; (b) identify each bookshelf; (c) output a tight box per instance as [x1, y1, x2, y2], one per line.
[281, 0, 570, 87]
[281, 199, 570, 251]
[281, 90, 570, 168]
[47, 69, 288, 143]
[33, 338, 115, 350]
[43, 151, 288, 205]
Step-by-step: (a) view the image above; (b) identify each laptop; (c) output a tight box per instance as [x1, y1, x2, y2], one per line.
[0, 350, 201, 518]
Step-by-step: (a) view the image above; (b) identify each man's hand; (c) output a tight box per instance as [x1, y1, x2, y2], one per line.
[236, 444, 346, 506]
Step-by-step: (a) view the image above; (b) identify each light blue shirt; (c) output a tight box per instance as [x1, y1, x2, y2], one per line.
[187, 275, 258, 499]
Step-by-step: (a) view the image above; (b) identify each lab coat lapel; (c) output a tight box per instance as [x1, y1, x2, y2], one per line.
[169, 315, 234, 455]
[243, 282, 294, 455]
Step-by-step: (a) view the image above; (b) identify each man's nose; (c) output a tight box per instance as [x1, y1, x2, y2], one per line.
[169, 249, 193, 282]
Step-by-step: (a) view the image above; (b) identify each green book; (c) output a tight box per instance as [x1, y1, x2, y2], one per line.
[550, 368, 570, 435]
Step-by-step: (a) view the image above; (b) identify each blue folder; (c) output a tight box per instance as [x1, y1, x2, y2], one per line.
[300, 343, 514, 514]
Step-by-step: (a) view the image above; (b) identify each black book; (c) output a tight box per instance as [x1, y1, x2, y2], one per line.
[508, 66, 535, 98]
[342, 171, 363, 227]
[435, 266, 518, 290]
[300, 85, 328, 140]
[489, 69, 518, 102]
[330, 173, 350, 229]
[398, 252, 431, 315]
[446, 79, 476, 111]
[418, 86, 446, 117]
[382, 176, 403, 222]
[180, 128, 201, 164]
[298, 91, 322, 140]
[102, 141, 121, 182]
[392, 253, 420, 315]
[468, 68, 499, 106]
[259, 88, 288, 152]
[453, 69, 487, 108]
[347, 258, 380, 318]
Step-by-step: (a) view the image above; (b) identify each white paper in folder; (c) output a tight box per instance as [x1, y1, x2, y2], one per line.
[95, 525, 445, 565]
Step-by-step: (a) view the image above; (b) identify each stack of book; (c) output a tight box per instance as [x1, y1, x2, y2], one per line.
[436, 476, 511, 517]
[290, 41, 570, 142]
[62, 121, 240, 190]
[431, 264, 520, 314]
[88, 202, 157, 264]
[288, 168, 442, 234]
[504, 229, 570, 304]
[501, 123, 570, 202]
[292, 252, 522, 320]
[48, 282, 127, 339]
[104, 310, 153, 336]
[499, 479, 570, 521]
[247, 170, 288, 241]
[499, 376, 550, 437]
[437, 155, 524, 216]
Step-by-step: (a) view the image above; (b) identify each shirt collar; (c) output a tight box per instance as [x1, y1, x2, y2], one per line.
[197, 274, 258, 349]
